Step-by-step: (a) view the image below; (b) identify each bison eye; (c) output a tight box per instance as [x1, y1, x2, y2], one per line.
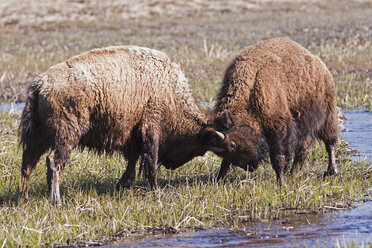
[230, 141, 236, 150]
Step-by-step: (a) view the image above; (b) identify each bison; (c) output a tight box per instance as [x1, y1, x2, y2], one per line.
[213, 37, 338, 183]
[19, 46, 225, 204]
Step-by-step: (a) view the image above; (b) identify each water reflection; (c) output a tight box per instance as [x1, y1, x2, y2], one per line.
[342, 110, 372, 161]
[108, 201, 371, 247]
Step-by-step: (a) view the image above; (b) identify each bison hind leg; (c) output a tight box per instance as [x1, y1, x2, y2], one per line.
[47, 132, 80, 205]
[324, 141, 338, 177]
[20, 143, 49, 201]
[140, 128, 160, 190]
[319, 110, 338, 177]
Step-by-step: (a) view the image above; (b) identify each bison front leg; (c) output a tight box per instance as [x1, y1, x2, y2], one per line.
[290, 136, 312, 175]
[270, 153, 287, 183]
[117, 154, 139, 190]
[46, 143, 74, 205]
[216, 159, 231, 182]
[268, 117, 297, 183]
[324, 142, 338, 177]
[141, 129, 160, 189]
[20, 145, 48, 201]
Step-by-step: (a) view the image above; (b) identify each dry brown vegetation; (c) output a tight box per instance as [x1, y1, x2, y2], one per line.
[1, 0, 371, 108]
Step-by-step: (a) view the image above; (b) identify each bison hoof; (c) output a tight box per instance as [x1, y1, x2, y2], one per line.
[323, 169, 338, 179]
[149, 182, 158, 190]
[289, 168, 301, 177]
[117, 172, 136, 191]
[116, 179, 133, 191]
[19, 195, 29, 204]
[214, 174, 223, 183]
[276, 174, 287, 187]
[50, 196, 61, 206]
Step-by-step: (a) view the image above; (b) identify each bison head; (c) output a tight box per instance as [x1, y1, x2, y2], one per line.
[212, 111, 269, 171]
[159, 126, 228, 170]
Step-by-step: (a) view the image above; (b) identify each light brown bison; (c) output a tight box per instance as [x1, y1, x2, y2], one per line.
[19, 46, 225, 204]
[214, 37, 338, 182]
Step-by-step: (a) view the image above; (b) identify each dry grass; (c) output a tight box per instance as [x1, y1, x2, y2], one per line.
[0, 0, 371, 107]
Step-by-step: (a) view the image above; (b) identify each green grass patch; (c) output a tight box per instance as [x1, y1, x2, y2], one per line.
[0, 111, 370, 247]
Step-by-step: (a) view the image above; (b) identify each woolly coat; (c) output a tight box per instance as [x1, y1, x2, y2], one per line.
[215, 37, 336, 138]
[214, 37, 338, 180]
[21, 46, 208, 160]
[19, 46, 223, 204]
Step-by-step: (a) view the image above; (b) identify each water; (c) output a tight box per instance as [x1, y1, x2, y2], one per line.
[107, 201, 372, 247]
[0, 102, 25, 114]
[342, 110, 372, 161]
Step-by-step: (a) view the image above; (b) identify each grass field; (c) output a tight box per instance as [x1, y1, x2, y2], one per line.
[0, 0, 371, 247]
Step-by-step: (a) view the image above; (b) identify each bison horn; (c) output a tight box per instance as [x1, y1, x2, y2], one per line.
[215, 131, 225, 140]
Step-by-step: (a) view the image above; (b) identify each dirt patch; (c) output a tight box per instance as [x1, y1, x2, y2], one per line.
[1, 0, 260, 31]
[2, 0, 353, 31]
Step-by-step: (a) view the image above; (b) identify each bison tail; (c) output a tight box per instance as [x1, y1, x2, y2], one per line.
[19, 81, 41, 151]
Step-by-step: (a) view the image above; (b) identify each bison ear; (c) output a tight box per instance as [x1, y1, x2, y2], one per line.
[215, 111, 235, 130]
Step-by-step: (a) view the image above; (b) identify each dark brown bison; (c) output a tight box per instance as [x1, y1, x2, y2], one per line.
[213, 37, 338, 182]
[19, 46, 225, 204]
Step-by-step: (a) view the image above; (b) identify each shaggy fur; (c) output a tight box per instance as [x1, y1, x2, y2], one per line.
[19, 46, 224, 204]
[214, 37, 338, 182]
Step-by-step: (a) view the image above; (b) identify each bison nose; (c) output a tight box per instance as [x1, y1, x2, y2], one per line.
[230, 141, 236, 150]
